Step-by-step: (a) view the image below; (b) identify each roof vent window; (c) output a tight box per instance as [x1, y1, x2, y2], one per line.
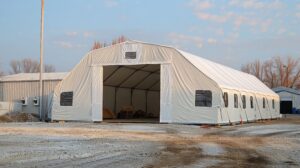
[125, 52, 136, 59]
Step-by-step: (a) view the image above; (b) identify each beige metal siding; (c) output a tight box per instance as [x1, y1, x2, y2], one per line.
[0, 80, 61, 115]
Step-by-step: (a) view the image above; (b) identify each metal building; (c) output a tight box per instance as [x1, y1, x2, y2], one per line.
[0, 73, 67, 117]
[273, 87, 300, 114]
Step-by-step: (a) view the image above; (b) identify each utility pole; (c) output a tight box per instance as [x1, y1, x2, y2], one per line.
[39, 0, 44, 121]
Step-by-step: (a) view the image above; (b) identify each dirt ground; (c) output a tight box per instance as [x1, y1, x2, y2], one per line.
[0, 115, 299, 168]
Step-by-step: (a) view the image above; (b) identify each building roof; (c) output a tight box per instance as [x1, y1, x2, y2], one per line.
[178, 49, 277, 96]
[0, 72, 68, 82]
[272, 86, 300, 95]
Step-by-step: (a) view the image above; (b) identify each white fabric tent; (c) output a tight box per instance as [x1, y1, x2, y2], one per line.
[51, 41, 280, 124]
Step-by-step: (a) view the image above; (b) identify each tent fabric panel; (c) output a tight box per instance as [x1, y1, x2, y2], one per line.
[121, 43, 142, 64]
[103, 66, 119, 81]
[91, 45, 123, 64]
[178, 50, 277, 97]
[240, 91, 260, 121]
[170, 51, 220, 124]
[91, 42, 172, 66]
[115, 88, 131, 114]
[147, 91, 160, 117]
[120, 71, 150, 88]
[160, 64, 172, 123]
[52, 55, 92, 121]
[104, 67, 135, 86]
[216, 90, 230, 124]
[254, 94, 269, 119]
[149, 81, 160, 91]
[92, 66, 102, 121]
[225, 90, 243, 122]
[132, 90, 146, 112]
[135, 74, 160, 90]
[103, 86, 116, 113]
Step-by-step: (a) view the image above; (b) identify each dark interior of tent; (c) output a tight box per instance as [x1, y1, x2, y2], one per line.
[102, 64, 160, 122]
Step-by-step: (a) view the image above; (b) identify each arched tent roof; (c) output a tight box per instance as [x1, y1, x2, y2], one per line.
[118, 40, 277, 97]
[62, 40, 277, 97]
[178, 50, 277, 97]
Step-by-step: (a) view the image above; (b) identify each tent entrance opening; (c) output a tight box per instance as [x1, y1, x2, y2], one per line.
[102, 64, 160, 122]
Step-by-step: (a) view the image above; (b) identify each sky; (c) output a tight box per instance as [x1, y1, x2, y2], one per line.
[0, 0, 300, 73]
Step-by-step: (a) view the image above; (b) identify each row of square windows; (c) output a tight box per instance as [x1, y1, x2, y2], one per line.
[195, 90, 275, 109]
[223, 92, 275, 109]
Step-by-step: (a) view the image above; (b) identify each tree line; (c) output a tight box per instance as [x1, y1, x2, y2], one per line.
[0, 36, 127, 76]
[0, 58, 55, 76]
[91, 35, 127, 50]
[241, 57, 300, 89]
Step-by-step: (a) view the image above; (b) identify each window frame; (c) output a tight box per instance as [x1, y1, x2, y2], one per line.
[125, 51, 137, 59]
[242, 95, 246, 109]
[263, 98, 266, 108]
[195, 90, 212, 107]
[223, 92, 228, 108]
[234, 94, 238, 108]
[60, 91, 73, 106]
[250, 96, 254, 109]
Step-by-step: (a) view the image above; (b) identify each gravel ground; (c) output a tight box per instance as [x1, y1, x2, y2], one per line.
[0, 115, 299, 168]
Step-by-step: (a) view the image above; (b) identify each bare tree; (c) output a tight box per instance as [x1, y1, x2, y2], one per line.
[91, 36, 127, 51]
[91, 41, 102, 50]
[112, 35, 127, 45]
[45, 64, 56, 72]
[263, 60, 277, 88]
[10, 60, 22, 74]
[242, 57, 300, 89]
[241, 60, 264, 81]
[9, 58, 55, 74]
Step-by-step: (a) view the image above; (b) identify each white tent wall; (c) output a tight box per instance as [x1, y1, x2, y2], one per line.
[52, 55, 93, 121]
[219, 88, 280, 124]
[170, 50, 221, 124]
[222, 89, 244, 123]
[239, 91, 261, 121]
[160, 64, 172, 122]
[52, 42, 173, 121]
[255, 94, 270, 119]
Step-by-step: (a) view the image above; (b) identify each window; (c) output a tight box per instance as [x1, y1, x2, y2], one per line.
[242, 95, 246, 109]
[234, 94, 238, 108]
[125, 52, 136, 59]
[272, 99, 275, 109]
[195, 90, 212, 107]
[250, 96, 254, 109]
[223, 92, 228, 107]
[263, 98, 266, 108]
[60, 91, 73, 106]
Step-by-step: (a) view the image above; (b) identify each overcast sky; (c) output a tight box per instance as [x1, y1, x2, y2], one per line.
[0, 0, 300, 73]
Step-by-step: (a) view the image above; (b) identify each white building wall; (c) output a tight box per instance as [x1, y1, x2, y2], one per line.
[277, 91, 300, 109]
